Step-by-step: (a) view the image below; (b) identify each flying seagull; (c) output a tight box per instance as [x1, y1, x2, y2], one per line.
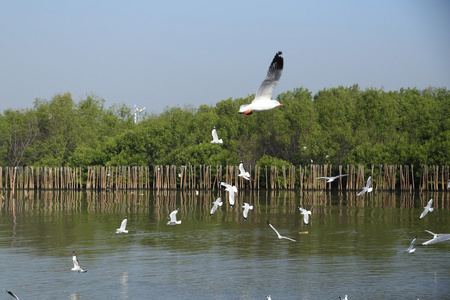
[242, 203, 253, 220]
[220, 181, 238, 206]
[167, 209, 182, 225]
[266, 220, 296, 242]
[238, 161, 251, 181]
[210, 197, 223, 215]
[357, 176, 373, 196]
[419, 198, 434, 219]
[6, 290, 19, 300]
[398, 236, 417, 254]
[238, 51, 284, 115]
[71, 251, 87, 273]
[339, 296, 348, 300]
[266, 296, 272, 300]
[210, 126, 223, 144]
[298, 206, 312, 225]
[314, 173, 351, 183]
[116, 216, 128, 233]
[420, 230, 450, 246]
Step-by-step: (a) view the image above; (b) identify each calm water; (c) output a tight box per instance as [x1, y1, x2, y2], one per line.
[0, 190, 449, 299]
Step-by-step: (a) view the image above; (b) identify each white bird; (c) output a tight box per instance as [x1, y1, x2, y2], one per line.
[242, 203, 253, 220]
[6, 290, 19, 300]
[238, 161, 251, 181]
[357, 176, 373, 196]
[71, 251, 87, 273]
[220, 181, 238, 206]
[420, 230, 450, 246]
[238, 51, 284, 114]
[167, 209, 182, 225]
[419, 198, 434, 219]
[339, 296, 348, 300]
[398, 236, 417, 254]
[210, 197, 223, 215]
[314, 173, 351, 183]
[210, 126, 223, 144]
[266, 296, 272, 300]
[298, 206, 312, 225]
[116, 216, 128, 233]
[266, 221, 296, 242]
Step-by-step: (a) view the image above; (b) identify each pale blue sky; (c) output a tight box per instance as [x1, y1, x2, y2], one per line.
[1, 0, 449, 114]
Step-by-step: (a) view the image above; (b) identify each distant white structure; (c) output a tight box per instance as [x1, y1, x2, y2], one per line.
[134, 105, 146, 123]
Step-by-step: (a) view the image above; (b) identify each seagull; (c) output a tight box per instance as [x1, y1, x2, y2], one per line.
[266, 220, 296, 242]
[210, 197, 223, 215]
[398, 236, 417, 254]
[238, 161, 251, 181]
[420, 230, 450, 245]
[339, 296, 348, 300]
[167, 209, 182, 225]
[6, 290, 19, 300]
[266, 296, 272, 300]
[298, 206, 312, 225]
[220, 181, 238, 206]
[242, 203, 253, 220]
[314, 174, 351, 183]
[419, 198, 434, 219]
[210, 126, 223, 144]
[357, 176, 373, 196]
[71, 251, 87, 273]
[238, 51, 284, 114]
[116, 216, 128, 233]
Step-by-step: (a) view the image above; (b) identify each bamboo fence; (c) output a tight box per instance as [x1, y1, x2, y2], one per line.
[0, 164, 449, 192]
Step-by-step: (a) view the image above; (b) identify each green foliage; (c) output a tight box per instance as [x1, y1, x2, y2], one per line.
[0, 86, 448, 169]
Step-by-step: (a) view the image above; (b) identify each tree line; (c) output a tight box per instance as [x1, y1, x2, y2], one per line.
[0, 85, 448, 172]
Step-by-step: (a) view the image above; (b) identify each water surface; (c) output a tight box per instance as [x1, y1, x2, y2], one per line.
[0, 190, 449, 299]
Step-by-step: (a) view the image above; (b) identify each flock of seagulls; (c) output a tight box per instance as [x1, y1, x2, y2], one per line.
[6, 52, 448, 300]
[395, 197, 450, 254]
[315, 173, 448, 255]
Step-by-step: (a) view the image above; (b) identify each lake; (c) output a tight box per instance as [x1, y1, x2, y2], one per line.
[0, 189, 449, 299]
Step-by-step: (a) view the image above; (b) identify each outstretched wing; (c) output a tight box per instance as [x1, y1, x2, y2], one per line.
[266, 220, 280, 237]
[407, 237, 417, 251]
[281, 236, 297, 242]
[212, 128, 219, 141]
[365, 176, 372, 189]
[314, 176, 331, 180]
[6, 290, 19, 300]
[119, 217, 127, 231]
[255, 51, 283, 100]
[169, 209, 179, 222]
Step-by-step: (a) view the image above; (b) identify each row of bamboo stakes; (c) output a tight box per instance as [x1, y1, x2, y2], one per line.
[0, 165, 449, 191]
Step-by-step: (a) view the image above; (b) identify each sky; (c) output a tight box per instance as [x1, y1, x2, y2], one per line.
[1, 0, 449, 115]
